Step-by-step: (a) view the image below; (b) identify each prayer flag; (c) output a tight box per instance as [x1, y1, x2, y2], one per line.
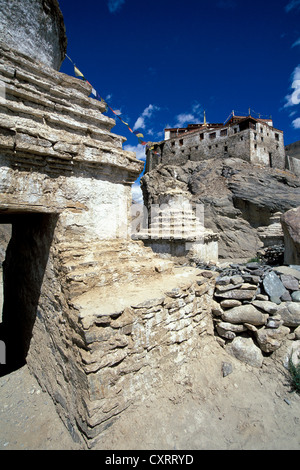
[74, 66, 85, 79]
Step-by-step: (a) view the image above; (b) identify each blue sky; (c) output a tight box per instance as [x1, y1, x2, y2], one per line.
[59, 0, 300, 201]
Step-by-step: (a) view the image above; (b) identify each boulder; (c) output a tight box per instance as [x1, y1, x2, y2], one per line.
[283, 340, 300, 368]
[281, 207, 300, 265]
[251, 300, 278, 314]
[262, 271, 288, 300]
[225, 337, 263, 368]
[280, 274, 299, 291]
[222, 304, 268, 326]
[274, 266, 300, 280]
[255, 325, 290, 353]
[216, 321, 247, 339]
[220, 299, 242, 309]
[291, 291, 300, 302]
[277, 302, 300, 327]
[215, 289, 256, 300]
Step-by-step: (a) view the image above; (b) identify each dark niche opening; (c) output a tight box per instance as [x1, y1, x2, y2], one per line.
[0, 213, 58, 376]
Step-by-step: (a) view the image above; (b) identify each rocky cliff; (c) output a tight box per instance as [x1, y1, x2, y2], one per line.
[286, 140, 300, 177]
[141, 157, 300, 259]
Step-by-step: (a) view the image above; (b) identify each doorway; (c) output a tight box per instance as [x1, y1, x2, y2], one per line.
[0, 213, 57, 376]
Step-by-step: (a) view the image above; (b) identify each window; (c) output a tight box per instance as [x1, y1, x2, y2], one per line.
[179, 139, 183, 146]
[254, 133, 257, 140]
[209, 132, 216, 139]
[220, 129, 227, 137]
[200, 133, 204, 141]
[234, 127, 238, 134]
[261, 137, 264, 142]
[254, 144, 257, 149]
[224, 146, 228, 152]
[240, 136, 244, 141]
[269, 153, 272, 168]
[275, 133, 279, 141]
[260, 127, 263, 133]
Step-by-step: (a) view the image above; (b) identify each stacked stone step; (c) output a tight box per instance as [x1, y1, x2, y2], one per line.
[257, 212, 284, 248]
[56, 239, 173, 298]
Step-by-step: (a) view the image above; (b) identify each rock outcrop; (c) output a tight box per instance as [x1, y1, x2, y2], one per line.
[286, 140, 300, 177]
[141, 158, 300, 259]
[281, 207, 300, 265]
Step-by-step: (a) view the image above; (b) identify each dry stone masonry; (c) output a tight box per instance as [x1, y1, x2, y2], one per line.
[207, 261, 300, 368]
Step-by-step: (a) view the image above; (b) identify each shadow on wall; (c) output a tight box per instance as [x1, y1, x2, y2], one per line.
[0, 213, 58, 377]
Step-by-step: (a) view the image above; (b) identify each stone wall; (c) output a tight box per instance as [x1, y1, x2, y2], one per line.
[68, 269, 215, 445]
[210, 262, 300, 368]
[0, 0, 67, 71]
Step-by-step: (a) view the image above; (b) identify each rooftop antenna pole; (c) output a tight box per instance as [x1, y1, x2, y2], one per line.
[203, 110, 207, 126]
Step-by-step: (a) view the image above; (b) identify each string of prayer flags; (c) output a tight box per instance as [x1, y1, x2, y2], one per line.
[65, 54, 155, 151]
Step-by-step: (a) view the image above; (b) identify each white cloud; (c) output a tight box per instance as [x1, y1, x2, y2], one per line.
[292, 117, 300, 128]
[131, 183, 143, 205]
[173, 102, 204, 128]
[124, 143, 146, 161]
[292, 38, 300, 47]
[108, 0, 125, 13]
[133, 104, 160, 131]
[285, 65, 300, 107]
[174, 113, 195, 128]
[285, 0, 300, 12]
[133, 116, 145, 130]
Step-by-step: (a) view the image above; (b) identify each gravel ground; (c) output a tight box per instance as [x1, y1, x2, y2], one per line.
[0, 338, 300, 451]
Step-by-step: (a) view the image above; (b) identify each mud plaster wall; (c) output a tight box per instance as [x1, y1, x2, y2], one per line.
[0, 0, 67, 70]
[0, 43, 218, 447]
